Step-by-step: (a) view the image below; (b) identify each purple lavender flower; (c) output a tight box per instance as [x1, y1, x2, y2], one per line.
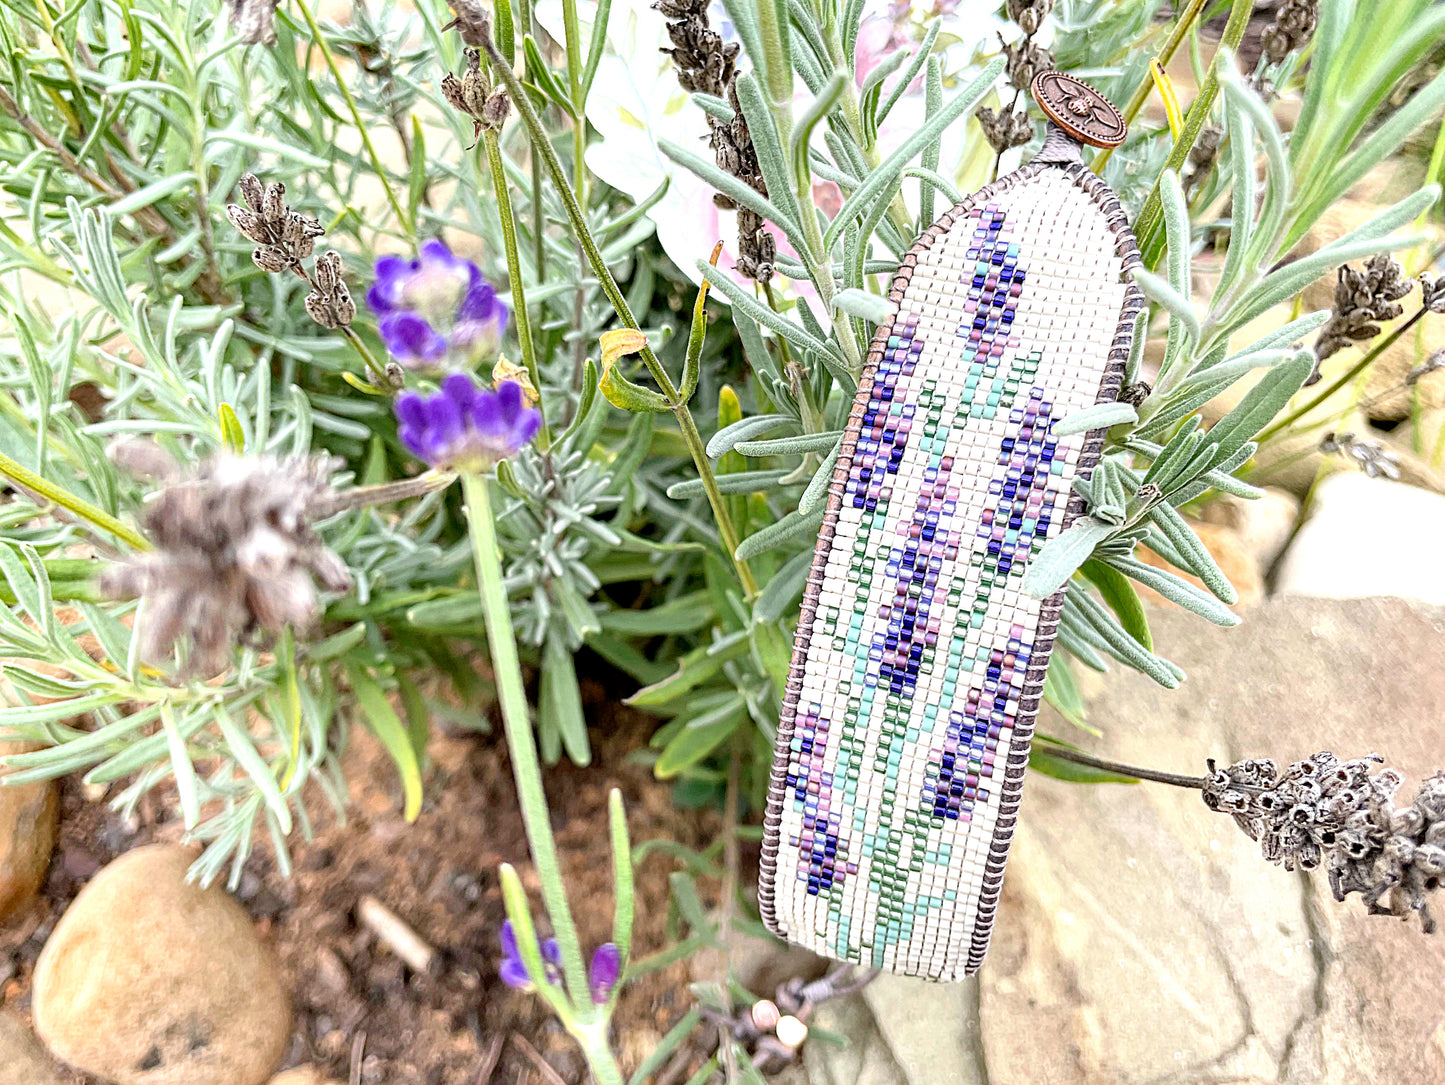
[588, 942, 621, 1003]
[499, 919, 562, 991]
[497, 921, 621, 1002]
[368, 239, 508, 368]
[394, 373, 540, 471]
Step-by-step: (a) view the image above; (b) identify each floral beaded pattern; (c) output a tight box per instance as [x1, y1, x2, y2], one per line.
[761, 165, 1138, 980]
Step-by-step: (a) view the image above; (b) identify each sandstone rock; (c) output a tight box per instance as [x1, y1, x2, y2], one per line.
[1195, 488, 1301, 574]
[0, 1012, 67, 1085]
[1274, 473, 1445, 604]
[1138, 519, 1263, 610]
[0, 739, 58, 924]
[269, 1069, 342, 1085]
[800, 598, 1445, 1085]
[981, 597, 1445, 1085]
[33, 843, 290, 1085]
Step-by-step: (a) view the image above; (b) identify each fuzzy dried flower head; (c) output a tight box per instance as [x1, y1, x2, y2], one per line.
[1420, 273, 1445, 315]
[1205, 752, 1445, 931]
[1319, 431, 1400, 479]
[227, 173, 325, 274]
[102, 454, 351, 676]
[442, 48, 509, 142]
[653, 0, 774, 281]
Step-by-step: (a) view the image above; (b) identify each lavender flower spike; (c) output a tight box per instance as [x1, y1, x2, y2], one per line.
[588, 943, 621, 1003]
[395, 374, 540, 472]
[368, 239, 508, 368]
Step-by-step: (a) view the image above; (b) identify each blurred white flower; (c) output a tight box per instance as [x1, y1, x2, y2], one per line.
[537, 0, 1011, 292]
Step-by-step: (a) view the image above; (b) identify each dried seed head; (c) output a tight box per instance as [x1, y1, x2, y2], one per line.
[304, 251, 355, 329]
[230, 0, 280, 45]
[1421, 274, 1445, 315]
[1260, 0, 1320, 65]
[443, 0, 491, 47]
[1000, 34, 1052, 93]
[101, 454, 351, 676]
[978, 106, 1034, 153]
[654, 0, 770, 280]
[1311, 254, 1414, 380]
[1318, 431, 1400, 480]
[1207, 753, 1445, 932]
[482, 88, 511, 129]
[226, 172, 326, 275]
[1006, 0, 1055, 35]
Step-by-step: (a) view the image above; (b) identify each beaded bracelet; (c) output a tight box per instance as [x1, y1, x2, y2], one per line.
[758, 73, 1143, 980]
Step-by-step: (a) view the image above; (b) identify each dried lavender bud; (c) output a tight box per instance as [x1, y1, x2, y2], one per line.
[1319, 431, 1400, 480]
[1207, 753, 1445, 932]
[1421, 273, 1445, 314]
[1260, 0, 1319, 64]
[1005, 0, 1054, 36]
[304, 250, 356, 329]
[482, 88, 511, 129]
[1406, 348, 1445, 386]
[384, 362, 406, 390]
[978, 106, 1034, 154]
[442, 48, 505, 143]
[230, 0, 279, 46]
[226, 172, 325, 275]
[654, 0, 771, 280]
[101, 454, 352, 676]
[1000, 34, 1051, 93]
[1311, 254, 1414, 380]
[1118, 381, 1152, 408]
[442, 0, 491, 47]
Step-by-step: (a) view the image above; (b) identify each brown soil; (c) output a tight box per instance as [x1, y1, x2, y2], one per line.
[1, 674, 721, 1085]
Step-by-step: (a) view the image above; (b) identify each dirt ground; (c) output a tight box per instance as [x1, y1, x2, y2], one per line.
[0, 669, 727, 1085]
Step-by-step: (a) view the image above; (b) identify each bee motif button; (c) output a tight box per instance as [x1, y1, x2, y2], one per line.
[1031, 70, 1127, 148]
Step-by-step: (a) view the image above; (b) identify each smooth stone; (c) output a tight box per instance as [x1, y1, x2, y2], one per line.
[0, 1011, 68, 1085]
[1137, 519, 1263, 610]
[982, 597, 1445, 1084]
[33, 843, 290, 1085]
[1274, 473, 1445, 604]
[0, 739, 58, 924]
[269, 1069, 342, 1085]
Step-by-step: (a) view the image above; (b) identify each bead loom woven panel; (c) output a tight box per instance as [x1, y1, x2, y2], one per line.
[760, 166, 1134, 980]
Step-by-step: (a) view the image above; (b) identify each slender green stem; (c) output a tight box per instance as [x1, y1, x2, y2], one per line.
[561, 0, 589, 208]
[339, 326, 389, 383]
[293, 0, 411, 232]
[1257, 308, 1428, 443]
[483, 38, 759, 596]
[0, 450, 149, 552]
[1131, 0, 1253, 266]
[462, 478, 588, 994]
[483, 129, 549, 444]
[1092, 0, 1210, 172]
[1040, 744, 1209, 789]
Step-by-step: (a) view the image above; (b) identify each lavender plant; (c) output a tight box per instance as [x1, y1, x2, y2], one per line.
[0, 0, 1442, 1079]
